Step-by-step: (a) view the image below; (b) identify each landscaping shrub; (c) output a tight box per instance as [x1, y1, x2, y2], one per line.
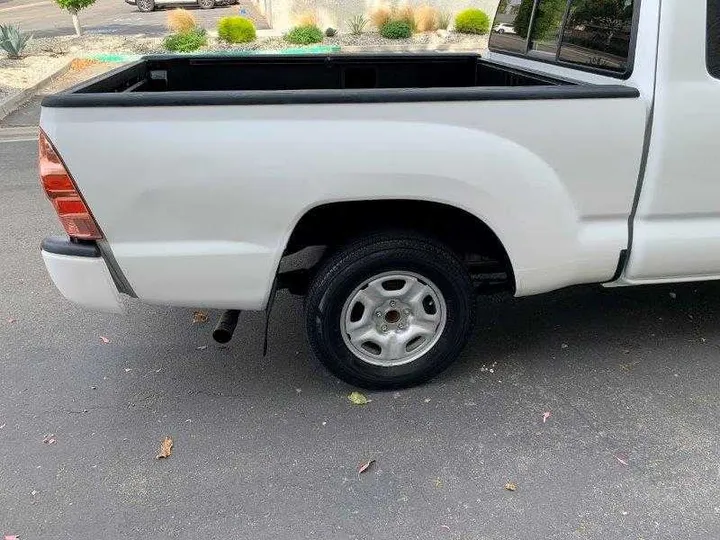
[285, 24, 323, 44]
[347, 14, 367, 35]
[325, 27, 337, 37]
[295, 11, 318, 26]
[217, 16, 256, 43]
[370, 2, 392, 29]
[414, 5, 438, 32]
[393, 2, 415, 29]
[167, 9, 197, 33]
[0, 24, 32, 59]
[163, 28, 207, 52]
[380, 20, 412, 39]
[437, 11, 451, 30]
[454, 8, 490, 34]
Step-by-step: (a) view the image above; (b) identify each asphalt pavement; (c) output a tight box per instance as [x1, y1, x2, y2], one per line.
[0, 0, 268, 37]
[1, 137, 720, 539]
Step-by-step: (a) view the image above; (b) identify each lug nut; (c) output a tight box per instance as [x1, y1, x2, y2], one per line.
[375, 311, 382, 318]
[398, 323, 405, 329]
[381, 324, 388, 332]
[389, 300, 396, 307]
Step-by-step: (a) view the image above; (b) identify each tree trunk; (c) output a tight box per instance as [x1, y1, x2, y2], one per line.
[70, 8, 82, 36]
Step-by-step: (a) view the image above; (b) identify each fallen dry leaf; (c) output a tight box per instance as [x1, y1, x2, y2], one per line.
[7, 318, 15, 324]
[615, 455, 629, 466]
[347, 391, 370, 405]
[192, 311, 208, 324]
[4, 535, 19, 540]
[42, 434, 56, 445]
[156, 436, 173, 459]
[196, 345, 207, 350]
[504, 482, 517, 491]
[358, 459, 375, 475]
[542, 411, 552, 423]
[99, 336, 110, 344]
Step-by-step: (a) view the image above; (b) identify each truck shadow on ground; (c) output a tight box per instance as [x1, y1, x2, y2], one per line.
[130, 279, 720, 398]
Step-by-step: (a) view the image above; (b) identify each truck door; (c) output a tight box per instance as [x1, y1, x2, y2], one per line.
[625, 0, 720, 282]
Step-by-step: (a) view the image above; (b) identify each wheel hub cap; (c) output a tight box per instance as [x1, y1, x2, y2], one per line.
[340, 272, 447, 367]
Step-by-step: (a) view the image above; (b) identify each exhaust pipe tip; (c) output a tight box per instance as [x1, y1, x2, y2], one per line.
[212, 309, 241, 344]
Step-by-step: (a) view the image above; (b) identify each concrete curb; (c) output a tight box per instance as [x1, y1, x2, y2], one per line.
[0, 125, 38, 142]
[0, 58, 74, 122]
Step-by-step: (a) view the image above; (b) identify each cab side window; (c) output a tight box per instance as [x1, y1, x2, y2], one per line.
[488, 0, 636, 77]
[558, 0, 635, 74]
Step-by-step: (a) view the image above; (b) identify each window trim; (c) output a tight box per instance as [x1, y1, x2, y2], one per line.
[488, 0, 643, 80]
[708, 0, 720, 79]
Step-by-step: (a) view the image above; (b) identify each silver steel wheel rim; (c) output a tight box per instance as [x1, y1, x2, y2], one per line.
[340, 271, 447, 367]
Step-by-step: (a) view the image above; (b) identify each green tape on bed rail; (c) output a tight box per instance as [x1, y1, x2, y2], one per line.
[84, 45, 340, 62]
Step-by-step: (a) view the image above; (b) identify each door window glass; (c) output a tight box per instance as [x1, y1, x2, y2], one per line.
[709, 0, 720, 78]
[558, 0, 635, 73]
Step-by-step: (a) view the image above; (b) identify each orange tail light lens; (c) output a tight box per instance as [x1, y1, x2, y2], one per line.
[39, 130, 103, 240]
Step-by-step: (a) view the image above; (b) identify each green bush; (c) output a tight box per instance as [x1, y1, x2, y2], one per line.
[325, 27, 337, 37]
[163, 28, 207, 52]
[454, 8, 490, 34]
[217, 16, 256, 43]
[285, 24, 323, 45]
[379, 20, 412, 39]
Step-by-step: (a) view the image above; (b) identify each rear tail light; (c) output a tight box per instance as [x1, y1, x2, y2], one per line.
[39, 130, 103, 240]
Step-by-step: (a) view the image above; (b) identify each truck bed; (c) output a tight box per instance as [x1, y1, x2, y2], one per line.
[42, 54, 636, 107]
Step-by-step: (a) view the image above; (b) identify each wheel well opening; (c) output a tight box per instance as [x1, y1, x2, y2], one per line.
[282, 200, 515, 293]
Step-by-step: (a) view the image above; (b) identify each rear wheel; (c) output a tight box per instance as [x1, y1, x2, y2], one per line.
[137, 0, 155, 11]
[305, 233, 475, 389]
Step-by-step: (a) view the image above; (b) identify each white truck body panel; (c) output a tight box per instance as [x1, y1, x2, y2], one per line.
[38, 0, 720, 314]
[624, 0, 720, 283]
[42, 94, 646, 309]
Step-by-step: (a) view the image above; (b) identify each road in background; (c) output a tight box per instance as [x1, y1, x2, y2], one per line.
[1, 137, 719, 538]
[0, 0, 268, 37]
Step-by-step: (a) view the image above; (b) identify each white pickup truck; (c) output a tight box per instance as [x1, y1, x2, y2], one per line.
[39, 0, 720, 389]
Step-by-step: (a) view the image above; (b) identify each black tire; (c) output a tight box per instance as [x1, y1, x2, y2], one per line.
[198, 0, 215, 8]
[305, 232, 475, 390]
[137, 0, 154, 11]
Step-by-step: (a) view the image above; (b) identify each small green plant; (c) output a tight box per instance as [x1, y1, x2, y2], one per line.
[325, 27, 337, 37]
[379, 20, 412, 39]
[0, 24, 33, 59]
[454, 8, 490, 34]
[217, 16, 256, 43]
[438, 11, 451, 30]
[54, 0, 96, 36]
[163, 28, 207, 52]
[285, 24, 323, 45]
[347, 14, 367, 35]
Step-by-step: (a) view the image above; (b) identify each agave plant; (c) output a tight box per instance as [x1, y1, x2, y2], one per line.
[348, 14, 368, 35]
[0, 24, 33, 59]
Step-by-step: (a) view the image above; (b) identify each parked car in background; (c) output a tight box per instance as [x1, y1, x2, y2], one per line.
[125, 0, 235, 12]
[492, 23, 515, 33]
